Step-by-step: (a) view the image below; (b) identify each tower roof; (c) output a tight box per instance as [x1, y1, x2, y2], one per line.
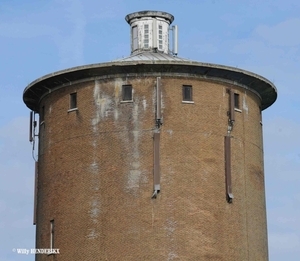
[23, 58, 277, 112]
[23, 10, 277, 112]
[125, 11, 174, 24]
[113, 51, 191, 62]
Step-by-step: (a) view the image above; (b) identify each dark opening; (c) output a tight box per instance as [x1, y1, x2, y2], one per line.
[70, 93, 77, 109]
[50, 220, 54, 249]
[183, 85, 192, 101]
[234, 93, 239, 109]
[122, 85, 132, 101]
[40, 106, 45, 123]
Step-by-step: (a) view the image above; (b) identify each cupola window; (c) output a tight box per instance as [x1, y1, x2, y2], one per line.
[132, 26, 138, 50]
[144, 24, 149, 48]
[158, 25, 163, 50]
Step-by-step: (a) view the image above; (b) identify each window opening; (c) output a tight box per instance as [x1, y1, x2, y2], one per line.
[50, 220, 54, 249]
[70, 93, 77, 109]
[122, 85, 132, 101]
[158, 25, 163, 49]
[234, 93, 240, 109]
[132, 26, 138, 50]
[182, 85, 193, 101]
[40, 106, 45, 123]
[144, 24, 149, 48]
[229, 89, 235, 123]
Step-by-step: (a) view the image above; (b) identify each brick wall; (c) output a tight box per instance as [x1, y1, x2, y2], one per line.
[35, 74, 268, 260]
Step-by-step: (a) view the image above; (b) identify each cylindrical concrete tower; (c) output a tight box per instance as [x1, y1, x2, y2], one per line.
[23, 11, 277, 261]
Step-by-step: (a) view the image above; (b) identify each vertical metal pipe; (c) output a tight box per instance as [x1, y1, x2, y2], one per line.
[225, 136, 233, 203]
[230, 90, 235, 122]
[29, 111, 33, 142]
[153, 77, 162, 198]
[33, 161, 38, 224]
[156, 77, 161, 122]
[153, 131, 161, 192]
[172, 25, 178, 55]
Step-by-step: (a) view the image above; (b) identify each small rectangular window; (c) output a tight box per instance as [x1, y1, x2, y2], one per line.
[70, 93, 77, 109]
[182, 85, 193, 101]
[50, 220, 54, 249]
[234, 93, 239, 109]
[122, 85, 132, 101]
[40, 106, 45, 123]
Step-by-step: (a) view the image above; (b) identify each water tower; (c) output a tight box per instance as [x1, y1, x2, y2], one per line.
[23, 11, 277, 260]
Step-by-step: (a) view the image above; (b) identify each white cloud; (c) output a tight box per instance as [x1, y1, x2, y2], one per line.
[255, 18, 300, 47]
[0, 116, 34, 198]
[55, 0, 86, 67]
[0, 23, 58, 38]
[264, 117, 300, 152]
[0, 0, 87, 69]
[0, 117, 35, 261]
[276, 216, 297, 225]
[194, 43, 219, 54]
[229, 18, 300, 95]
[269, 232, 300, 251]
[267, 194, 300, 231]
[264, 116, 300, 260]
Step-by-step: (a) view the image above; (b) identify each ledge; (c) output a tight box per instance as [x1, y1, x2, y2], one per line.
[67, 108, 78, 113]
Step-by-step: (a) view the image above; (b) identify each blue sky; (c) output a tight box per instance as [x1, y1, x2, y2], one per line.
[0, 0, 299, 260]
